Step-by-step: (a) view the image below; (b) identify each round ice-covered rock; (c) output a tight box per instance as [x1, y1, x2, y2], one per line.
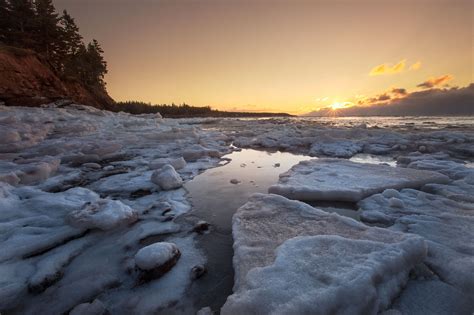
[151, 164, 183, 190]
[135, 242, 180, 271]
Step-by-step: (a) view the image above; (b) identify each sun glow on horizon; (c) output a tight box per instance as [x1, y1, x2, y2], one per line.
[330, 101, 353, 110]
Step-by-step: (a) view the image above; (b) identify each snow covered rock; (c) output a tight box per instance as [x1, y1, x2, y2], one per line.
[151, 164, 183, 190]
[0, 157, 61, 185]
[135, 242, 180, 271]
[182, 144, 220, 161]
[359, 189, 474, 293]
[134, 242, 181, 281]
[149, 157, 186, 170]
[222, 194, 426, 314]
[309, 140, 362, 158]
[269, 159, 450, 202]
[68, 199, 138, 230]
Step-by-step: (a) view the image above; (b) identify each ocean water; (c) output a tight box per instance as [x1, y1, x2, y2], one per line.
[238, 116, 474, 129]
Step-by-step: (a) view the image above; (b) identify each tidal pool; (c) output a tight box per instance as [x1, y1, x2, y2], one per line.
[183, 149, 309, 311]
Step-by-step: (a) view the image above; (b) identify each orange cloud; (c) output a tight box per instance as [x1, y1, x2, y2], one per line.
[409, 61, 421, 70]
[356, 87, 409, 106]
[417, 74, 454, 89]
[369, 59, 406, 76]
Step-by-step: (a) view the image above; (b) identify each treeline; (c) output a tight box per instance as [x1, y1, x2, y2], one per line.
[116, 101, 292, 118]
[0, 0, 107, 87]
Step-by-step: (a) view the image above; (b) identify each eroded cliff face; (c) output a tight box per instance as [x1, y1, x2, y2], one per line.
[0, 47, 115, 108]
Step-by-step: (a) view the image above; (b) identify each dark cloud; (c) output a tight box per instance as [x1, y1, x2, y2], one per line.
[377, 93, 391, 101]
[391, 88, 407, 95]
[306, 84, 474, 116]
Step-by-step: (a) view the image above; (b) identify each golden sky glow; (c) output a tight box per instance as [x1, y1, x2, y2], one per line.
[54, 0, 473, 114]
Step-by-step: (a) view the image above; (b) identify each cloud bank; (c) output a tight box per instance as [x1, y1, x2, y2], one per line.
[306, 83, 474, 116]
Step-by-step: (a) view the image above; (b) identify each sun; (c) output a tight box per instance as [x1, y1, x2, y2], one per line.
[330, 101, 352, 110]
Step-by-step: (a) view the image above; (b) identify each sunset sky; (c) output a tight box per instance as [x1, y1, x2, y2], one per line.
[54, 0, 473, 114]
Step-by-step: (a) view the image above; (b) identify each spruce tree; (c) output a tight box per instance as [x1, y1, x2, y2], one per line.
[34, 0, 60, 63]
[0, 0, 12, 44]
[60, 10, 83, 55]
[9, 0, 36, 48]
[86, 39, 107, 87]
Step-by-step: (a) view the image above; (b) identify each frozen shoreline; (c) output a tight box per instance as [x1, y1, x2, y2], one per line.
[0, 104, 473, 314]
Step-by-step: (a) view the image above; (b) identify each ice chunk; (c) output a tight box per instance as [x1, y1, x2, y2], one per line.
[359, 189, 474, 293]
[223, 194, 426, 314]
[28, 238, 91, 292]
[89, 170, 156, 196]
[0, 171, 20, 185]
[68, 199, 138, 230]
[407, 158, 473, 180]
[182, 144, 220, 161]
[269, 159, 450, 202]
[309, 140, 362, 158]
[224, 235, 424, 315]
[149, 157, 186, 170]
[151, 164, 183, 190]
[390, 280, 474, 315]
[423, 176, 474, 203]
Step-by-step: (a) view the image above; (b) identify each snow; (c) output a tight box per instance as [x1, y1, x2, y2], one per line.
[389, 280, 474, 315]
[0, 105, 472, 313]
[68, 199, 138, 231]
[134, 242, 180, 271]
[222, 193, 426, 314]
[309, 139, 362, 158]
[151, 164, 183, 190]
[359, 188, 474, 294]
[182, 144, 221, 161]
[269, 159, 450, 202]
[0, 104, 229, 313]
[149, 156, 186, 170]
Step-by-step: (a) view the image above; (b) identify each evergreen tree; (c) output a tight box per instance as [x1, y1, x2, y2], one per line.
[34, 0, 61, 68]
[86, 39, 107, 86]
[9, 0, 36, 47]
[59, 10, 83, 55]
[0, 0, 12, 44]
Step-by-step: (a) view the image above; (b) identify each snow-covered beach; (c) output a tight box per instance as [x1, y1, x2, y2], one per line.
[0, 104, 473, 314]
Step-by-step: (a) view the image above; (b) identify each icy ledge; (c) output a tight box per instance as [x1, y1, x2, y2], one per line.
[359, 188, 474, 295]
[269, 159, 450, 202]
[221, 194, 426, 315]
